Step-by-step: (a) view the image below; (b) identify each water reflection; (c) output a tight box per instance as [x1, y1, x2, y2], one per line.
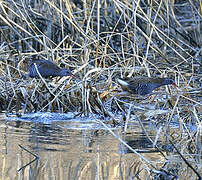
[0, 112, 180, 179]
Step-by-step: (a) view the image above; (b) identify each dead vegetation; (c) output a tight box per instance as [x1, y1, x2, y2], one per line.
[0, 0, 201, 179]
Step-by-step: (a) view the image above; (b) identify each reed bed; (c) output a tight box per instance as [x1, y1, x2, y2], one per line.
[0, 0, 201, 179]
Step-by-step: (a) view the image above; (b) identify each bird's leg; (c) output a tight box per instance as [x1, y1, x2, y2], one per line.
[114, 91, 131, 97]
[148, 92, 158, 103]
[22, 73, 29, 80]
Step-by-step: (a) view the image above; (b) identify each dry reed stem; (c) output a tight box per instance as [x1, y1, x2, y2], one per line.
[0, 0, 201, 177]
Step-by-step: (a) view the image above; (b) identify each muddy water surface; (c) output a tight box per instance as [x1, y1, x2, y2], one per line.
[0, 112, 193, 179]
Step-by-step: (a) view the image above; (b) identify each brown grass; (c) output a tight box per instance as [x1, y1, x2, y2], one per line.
[0, 0, 201, 179]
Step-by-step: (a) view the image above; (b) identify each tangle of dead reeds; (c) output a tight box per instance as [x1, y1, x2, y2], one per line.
[0, 0, 201, 179]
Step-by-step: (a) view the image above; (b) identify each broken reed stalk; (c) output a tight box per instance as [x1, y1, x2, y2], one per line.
[167, 135, 201, 179]
[0, 0, 201, 178]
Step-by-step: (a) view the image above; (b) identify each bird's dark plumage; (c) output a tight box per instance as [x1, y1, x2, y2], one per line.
[117, 77, 176, 95]
[27, 59, 72, 78]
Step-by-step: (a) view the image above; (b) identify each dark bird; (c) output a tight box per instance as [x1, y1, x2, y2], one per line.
[27, 59, 73, 78]
[117, 77, 177, 96]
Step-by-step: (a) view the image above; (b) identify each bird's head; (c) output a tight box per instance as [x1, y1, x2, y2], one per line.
[163, 78, 177, 87]
[60, 69, 74, 77]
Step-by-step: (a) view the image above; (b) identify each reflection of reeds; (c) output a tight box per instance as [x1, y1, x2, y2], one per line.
[0, 0, 201, 179]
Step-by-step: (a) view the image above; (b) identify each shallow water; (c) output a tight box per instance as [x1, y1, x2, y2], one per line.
[0, 112, 198, 179]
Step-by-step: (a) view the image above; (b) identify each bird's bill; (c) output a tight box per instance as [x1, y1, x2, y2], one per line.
[171, 82, 178, 87]
[69, 74, 75, 78]
[70, 74, 80, 79]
